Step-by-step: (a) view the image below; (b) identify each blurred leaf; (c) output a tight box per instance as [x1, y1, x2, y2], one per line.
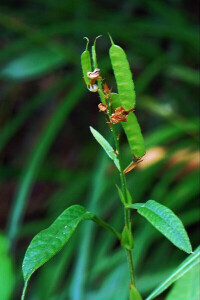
[7, 84, 85, 247]
[0, 45, 67, 80]
[146, 246, 200, 300]
[70, 154, 108, 300]
[0, 76, 71, 151]
[166, 263, 200, 300]
[130, 200, 192, 253]
[87, 264, 129, 300]
[137, 268, 174, 295]
[166, 65, 199, 86]
[0, 233, 15, 300]
[135, 54, 168, 95]
[165, 169, 199, 210]
[145, 119, 198, 148]
[90, 126, 120, 170]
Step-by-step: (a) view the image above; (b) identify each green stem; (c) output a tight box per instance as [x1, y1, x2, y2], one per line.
[109, 121, 136, 286]
[98, 89, 138, 292]
[92, 215, 121, 240]
[21, 280, 28, 300]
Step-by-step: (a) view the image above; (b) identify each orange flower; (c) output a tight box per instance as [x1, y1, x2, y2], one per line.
[98, 103, 108, 112]
[110, 106, 134, 124]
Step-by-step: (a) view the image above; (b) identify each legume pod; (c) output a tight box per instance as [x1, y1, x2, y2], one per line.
[81, 37, 91, 85]
[109, 37, 136, 110]
[91, 36, 105, 104]
[111, 93, 145, 158]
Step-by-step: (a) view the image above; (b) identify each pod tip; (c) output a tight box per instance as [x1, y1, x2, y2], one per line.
[108, 32, 114, 45]
[93, 35, 102, 46]
[83, 37, 89, 50]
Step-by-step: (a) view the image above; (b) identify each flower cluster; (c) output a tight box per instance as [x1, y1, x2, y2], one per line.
[86, 68, 134, 125]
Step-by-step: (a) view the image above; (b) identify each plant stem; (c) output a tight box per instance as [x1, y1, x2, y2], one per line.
[100, 90, 139, 294]
[92, 215, 121, 240]
[109, 121, 136, 286]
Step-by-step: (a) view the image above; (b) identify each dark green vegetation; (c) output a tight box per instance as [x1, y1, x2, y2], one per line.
[0, 0, 199, 300]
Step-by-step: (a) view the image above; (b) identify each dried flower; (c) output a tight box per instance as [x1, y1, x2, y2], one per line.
[110, 112, 127, 124]
[110, 106, 135, 124]
[103, 83, 112, 94]
[98, 103, 108, 112]
[123, 156, 144, 174]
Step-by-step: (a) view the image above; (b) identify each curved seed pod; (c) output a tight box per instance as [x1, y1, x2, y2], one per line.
[111, 93, 145, 158]
[91, 36, 105, 104]
[109, 35, 135, 110]
[81, 37, 91, 85]
[92, 35, 102, 69]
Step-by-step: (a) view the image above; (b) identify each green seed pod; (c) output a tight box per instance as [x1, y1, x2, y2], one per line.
[121, 225, 134, 250]
[109, 35, 135, 110]
[111, 93, 145, 158]
[91, 36, 105, 104]
[81, 37, 92, 85]
[92, 35, 102, 69]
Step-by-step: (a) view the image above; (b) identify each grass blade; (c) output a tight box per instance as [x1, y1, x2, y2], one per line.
[146, 246, 200, 300]
[7, 84, 85, 247]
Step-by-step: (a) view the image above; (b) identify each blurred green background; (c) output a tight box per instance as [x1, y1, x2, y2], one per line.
[0, 0, 199, 299]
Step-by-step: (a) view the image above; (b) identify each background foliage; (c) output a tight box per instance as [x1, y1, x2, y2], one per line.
[0, 0, 199, 299]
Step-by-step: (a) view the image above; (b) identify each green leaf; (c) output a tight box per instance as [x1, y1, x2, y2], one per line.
[166, 65, 199, 86]
[146, 246, 200, 300]
[111, 93, 145, 158]
[129, 200, 192, 253]
[21, 205, 120, 300]
[116, 185, 132, 206]
[166, 264, 200, 300]
[126, 189, 133, 205]
[90, 126, 120, 170]
[121, 225, 134, 250]
[116, 185, 126, 206]
[0, 46, 67, 80]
